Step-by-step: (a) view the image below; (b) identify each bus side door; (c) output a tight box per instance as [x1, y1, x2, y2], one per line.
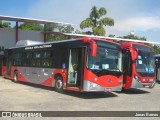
[67, 47, 85, 89]
[122, 49, 133, 89]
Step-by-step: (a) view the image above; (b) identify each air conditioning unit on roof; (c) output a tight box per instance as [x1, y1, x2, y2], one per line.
[16, 40, 43, 47]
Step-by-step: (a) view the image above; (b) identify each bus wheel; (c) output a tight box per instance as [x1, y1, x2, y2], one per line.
[157, 81, 160, 84]
[55, 76, 63, 93]
[13, 72, 18, 83]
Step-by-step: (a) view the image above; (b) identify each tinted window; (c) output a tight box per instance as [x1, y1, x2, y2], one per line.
[13, 53, 22, 66]
[133, 44, 152, 52]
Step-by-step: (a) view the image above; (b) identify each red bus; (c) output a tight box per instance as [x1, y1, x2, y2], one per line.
[121, 42, 156, 90]
[2, 37, 123, 92]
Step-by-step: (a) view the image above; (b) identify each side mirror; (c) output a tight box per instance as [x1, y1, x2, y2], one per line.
[130, 48, 138, 61]
[91, 42, 97, 57]
[91, 40, 97, 57]
[78, 37, 97, 57]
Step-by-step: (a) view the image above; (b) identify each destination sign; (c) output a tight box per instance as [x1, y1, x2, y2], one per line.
[25, 44, 52, 50]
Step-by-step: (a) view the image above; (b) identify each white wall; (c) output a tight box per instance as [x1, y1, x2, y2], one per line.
[0, 28, 44, 49]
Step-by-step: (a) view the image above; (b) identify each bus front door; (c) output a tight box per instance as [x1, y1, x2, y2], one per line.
[67, 48, 85, 89]
[122, 50, 133, 89]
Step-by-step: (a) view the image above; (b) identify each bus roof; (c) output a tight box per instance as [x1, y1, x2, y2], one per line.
[10, 39, 77, 49]
[0, 15, 74, 25]
[10, 37, 121, 49]
[16, 40, 44, 47]
[64, 33, 160, 45]
[121, 41, 152, 49]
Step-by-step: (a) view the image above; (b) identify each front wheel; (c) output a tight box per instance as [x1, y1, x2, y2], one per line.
[55, 76, 64, 93]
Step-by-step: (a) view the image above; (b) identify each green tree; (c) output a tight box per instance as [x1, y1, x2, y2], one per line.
[152, 45, 160, 55]
[45, 25, 74, 41]
[44, 23, 59, 31]
[0, 20, 11, 28]
[18, 22, 43, 31]
[80, 6, 114, 36]
[122, 34, 146, 41]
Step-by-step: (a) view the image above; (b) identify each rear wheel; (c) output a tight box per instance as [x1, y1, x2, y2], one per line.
[55, 76, 64, 93]
[13, 71, 18, 83]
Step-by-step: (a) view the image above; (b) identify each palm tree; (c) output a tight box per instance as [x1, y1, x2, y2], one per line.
[80, 6, 114, 36]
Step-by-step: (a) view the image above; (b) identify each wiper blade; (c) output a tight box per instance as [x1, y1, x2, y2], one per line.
[94, 69, 110, 74]
[94, 69, 121, 73]
[91, 69, 122, 77]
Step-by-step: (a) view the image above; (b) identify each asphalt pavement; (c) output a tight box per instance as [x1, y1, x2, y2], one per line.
[0, 76, 160, 120]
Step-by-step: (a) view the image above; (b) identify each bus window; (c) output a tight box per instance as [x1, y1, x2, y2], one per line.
[31, 59, 36, 67]
[42, 51, 52, 67]
[13, 53, 22, 66]
[31, 51, 42, 67]
[36, 59, 41, 67]
[42, 59, 51, 67]
[43, 51, 51, 58]
[33, 52, 41, 59]
[24, 52, 32, 66]
[26, 52, 32, 59]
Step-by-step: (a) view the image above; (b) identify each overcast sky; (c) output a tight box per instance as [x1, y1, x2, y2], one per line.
[0, 0, 160, 42]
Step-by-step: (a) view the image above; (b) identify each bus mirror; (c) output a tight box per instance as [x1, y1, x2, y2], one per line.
[91, 41, 97, 57]
[130, 48, 138, 61]
[81, 38, 97, 57]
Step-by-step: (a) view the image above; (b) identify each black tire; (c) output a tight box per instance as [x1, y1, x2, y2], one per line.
[13, 71, 18, 83]
[55, 76, 64, 93]
[157, 81, 160, 84]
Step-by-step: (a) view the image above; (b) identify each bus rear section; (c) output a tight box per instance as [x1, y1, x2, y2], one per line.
[2, 38, 123, 93]
[121, 42, 156, 90]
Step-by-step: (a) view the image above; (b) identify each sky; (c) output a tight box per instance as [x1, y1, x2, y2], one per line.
[0, 0, 160, 42]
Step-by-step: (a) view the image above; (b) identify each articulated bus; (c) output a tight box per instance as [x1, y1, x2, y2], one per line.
[2, 37, 123, 92]
[154, 54, 160, 83]
[121, 42, 156, 90]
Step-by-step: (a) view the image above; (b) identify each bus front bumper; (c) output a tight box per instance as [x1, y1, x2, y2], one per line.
[83, 80, 122, 92]
[131, 78, 156, 89]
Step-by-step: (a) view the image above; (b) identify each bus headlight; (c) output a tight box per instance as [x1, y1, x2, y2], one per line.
[89, 82, 99, 88]
[134, 75, 140, 82]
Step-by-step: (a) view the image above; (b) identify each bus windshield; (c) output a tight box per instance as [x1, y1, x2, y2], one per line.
[87, 41, 122, 73]
[134, 45, 155, 76]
